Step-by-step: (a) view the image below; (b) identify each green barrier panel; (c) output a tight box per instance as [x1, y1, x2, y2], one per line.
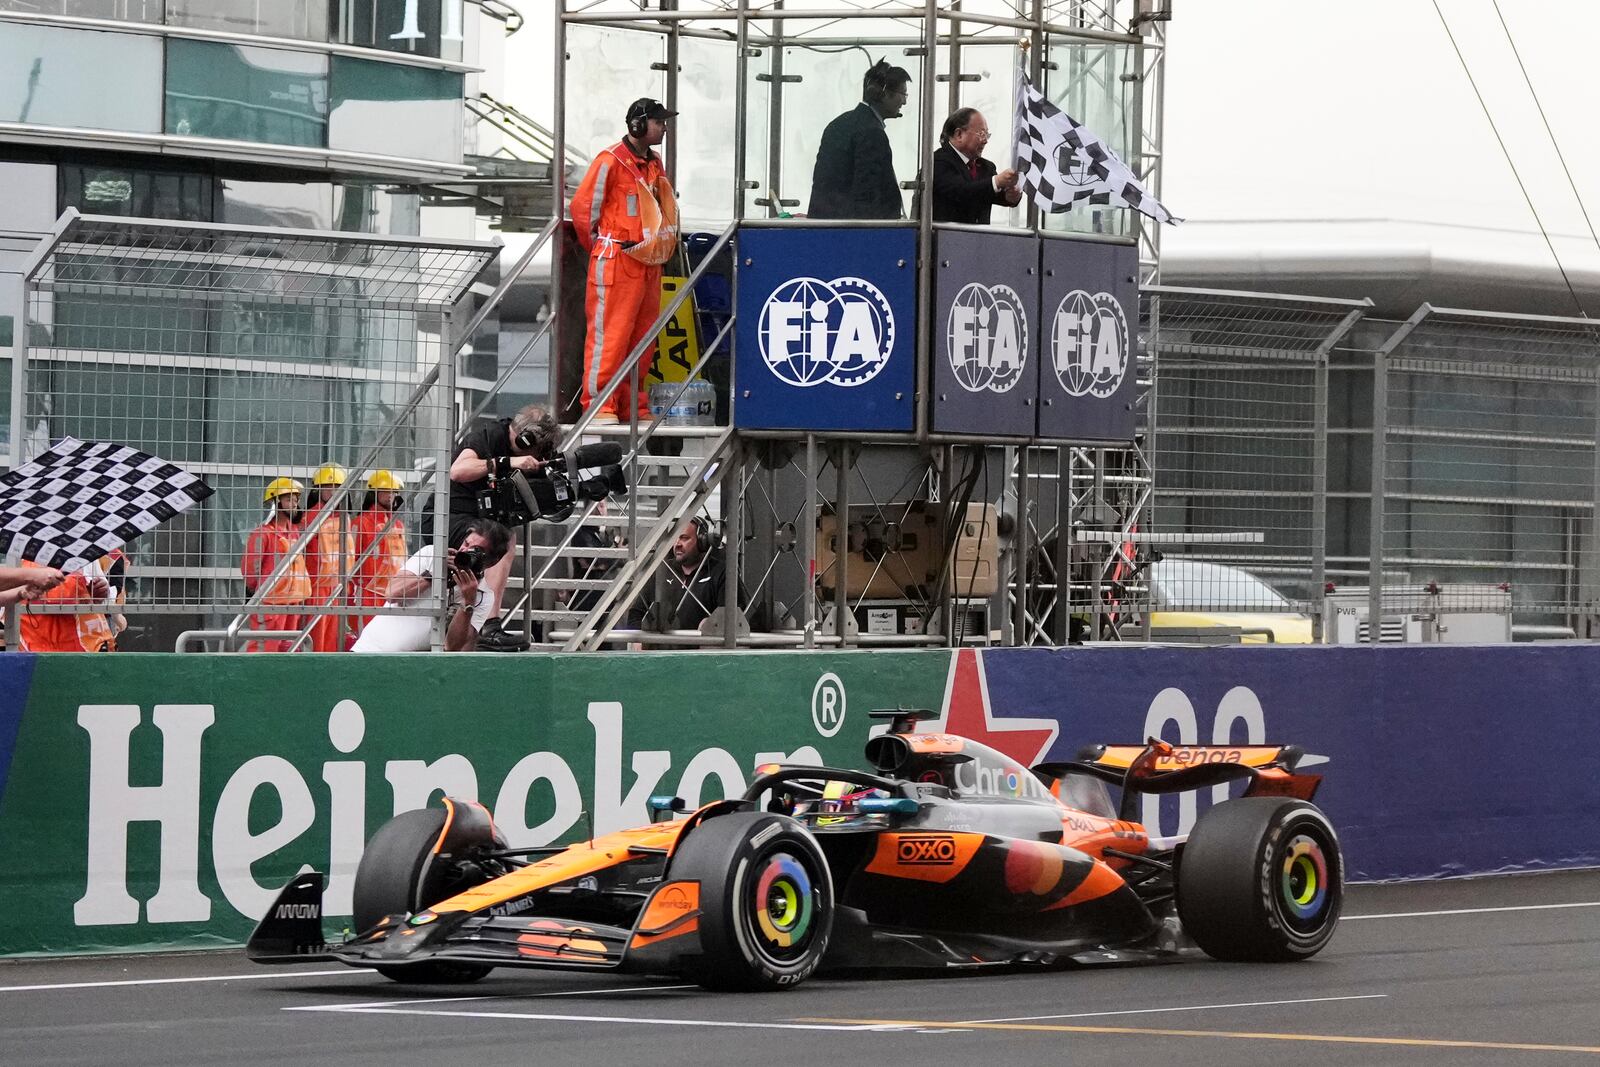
[0, 651, 950, 957]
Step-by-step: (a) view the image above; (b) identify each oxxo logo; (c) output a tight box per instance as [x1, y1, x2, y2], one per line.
[946, 283, 1027, 394]
[760, 277, 894, 388]
[1051, 289, 1128, 399]
[897, 835, 957, 865]
[811, 672, 846, 738]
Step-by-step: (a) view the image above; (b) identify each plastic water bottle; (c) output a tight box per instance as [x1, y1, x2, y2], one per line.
[650, 380, 715, 426]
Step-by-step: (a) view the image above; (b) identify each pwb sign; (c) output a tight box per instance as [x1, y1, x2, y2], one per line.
[735, 227, 915, 431]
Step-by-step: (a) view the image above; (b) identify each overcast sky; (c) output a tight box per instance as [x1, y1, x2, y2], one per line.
[1161, 0, 1600, 270]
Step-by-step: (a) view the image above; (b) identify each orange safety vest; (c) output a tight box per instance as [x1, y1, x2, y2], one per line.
[302, 502, 356, 605]
[569, 141, 679, 264]
[351, 508, 408, 609]
[17, 562, 93, 652]
[242, 520, 312, 606]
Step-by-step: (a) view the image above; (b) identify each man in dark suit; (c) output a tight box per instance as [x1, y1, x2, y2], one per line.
[931, 107, 1022, 224]
[807, 60, 912, 220]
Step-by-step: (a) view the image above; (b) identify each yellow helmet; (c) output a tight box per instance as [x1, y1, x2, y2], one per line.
[312, 463, 347, 487]
[264, 477, 305, 503]
[367, 469, 405, 491]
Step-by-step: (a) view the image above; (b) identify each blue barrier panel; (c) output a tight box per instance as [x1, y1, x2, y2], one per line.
[0, 654, 35, 807]
[980, 644, 1600, 880]
[931, 228, 1040, 436]
[1037, 235, 1137, 441]
[734, 226, 916, 431]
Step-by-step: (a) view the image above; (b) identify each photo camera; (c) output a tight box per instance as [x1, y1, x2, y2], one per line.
[476, 441, 628, 526]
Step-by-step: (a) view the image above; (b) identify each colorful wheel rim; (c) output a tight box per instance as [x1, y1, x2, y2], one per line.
[1279, 833, 1331, 928]
[751, 851, 815, 958]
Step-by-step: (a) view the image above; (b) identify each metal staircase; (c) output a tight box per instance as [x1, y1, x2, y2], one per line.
[500, 426, 735, 649]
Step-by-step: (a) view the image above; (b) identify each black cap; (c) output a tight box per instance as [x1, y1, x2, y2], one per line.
[626, 97, 678, 125]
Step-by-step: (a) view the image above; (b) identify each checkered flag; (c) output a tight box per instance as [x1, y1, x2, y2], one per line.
[1013, 71, 1180, 224]
[0, 438, 212, 571]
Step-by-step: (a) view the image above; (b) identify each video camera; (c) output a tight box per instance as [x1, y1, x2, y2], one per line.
[476, 441, 628, 526]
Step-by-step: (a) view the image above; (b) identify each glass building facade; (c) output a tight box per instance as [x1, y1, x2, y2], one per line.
[0, 0, 485, 650]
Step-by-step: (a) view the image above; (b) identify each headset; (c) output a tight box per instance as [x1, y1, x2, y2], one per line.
[511, 409, 557, 454]
[688, 514, 717, 552]
[626, 98, 656, 139]
[863, 59, 905, 106]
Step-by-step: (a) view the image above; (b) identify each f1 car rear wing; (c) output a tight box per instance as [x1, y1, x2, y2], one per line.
[1034, 738, 1322, 821]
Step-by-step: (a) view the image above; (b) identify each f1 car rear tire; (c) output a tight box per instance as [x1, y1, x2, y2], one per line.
[353, 807, 494, 984]
[1176, 797, 1342, 962]
[669, 811, 834, 992]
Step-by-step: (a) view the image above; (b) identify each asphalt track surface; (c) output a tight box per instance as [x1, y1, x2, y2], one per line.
[2, 870, 1597, 1066]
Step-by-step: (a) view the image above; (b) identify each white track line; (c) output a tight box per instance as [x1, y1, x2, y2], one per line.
[0, 969, 364, 993]
[970, 993, 1389, 1025]
[292, 1006, 911, 1033]
[1343, 900, 1600, 921]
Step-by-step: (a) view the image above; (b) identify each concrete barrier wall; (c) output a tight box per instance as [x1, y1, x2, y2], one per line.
[0, 644, 1594, 956]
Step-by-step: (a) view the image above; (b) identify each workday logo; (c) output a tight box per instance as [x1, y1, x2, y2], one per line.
[1051, 289, 1128, 399]
[946, 283, 1028, 394]
[760, 277, 895, 388]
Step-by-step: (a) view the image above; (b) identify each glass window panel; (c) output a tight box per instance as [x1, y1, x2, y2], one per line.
[166, 40, 329, 148]
[60, 163, 215, 222]
[1040, 39, 1136, 238]
[333, 0, 464, 63]
[166, 0, 327, 42]
[562, 25, 663, 162]
[0, 161, 57, 232]
[335, 185, 422, 236]
[0, 24, 160, 133]
[328, 56, 462, 163]
[938, 42, 1026, 229]
[675, 34, 737, 228]
[759, 21, 928, 221]
[28, 361, 208, 463]
[0, 0, 161, 21]
[221, 179, 336, 229]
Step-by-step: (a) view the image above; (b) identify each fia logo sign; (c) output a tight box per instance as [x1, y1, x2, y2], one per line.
[760, 277, 895, 388]
[1051, 289, 1128, 399]
[946, 283, 1028, 394]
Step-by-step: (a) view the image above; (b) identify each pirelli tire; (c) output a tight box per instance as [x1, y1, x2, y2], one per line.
[669, 811, 834, 992]
[352, 807, 494, 984]
[1177, 797, 1343, 962]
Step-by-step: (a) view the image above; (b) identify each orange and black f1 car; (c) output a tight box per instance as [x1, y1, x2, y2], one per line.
[248, 710, 1342, 990]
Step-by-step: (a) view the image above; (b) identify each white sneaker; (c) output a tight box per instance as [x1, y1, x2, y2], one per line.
[589, 411, 620, 426]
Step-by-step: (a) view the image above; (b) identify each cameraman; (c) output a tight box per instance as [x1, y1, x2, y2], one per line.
[351, 518, 512, 652]
[442, 403, 559, 651]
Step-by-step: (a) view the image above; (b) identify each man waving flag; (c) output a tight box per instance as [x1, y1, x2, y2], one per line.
[1013, 70, 1180, 224]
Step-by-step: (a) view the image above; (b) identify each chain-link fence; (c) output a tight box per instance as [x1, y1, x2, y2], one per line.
[1375, 305, 1600, 631]
[1144, 286, 1370, 619]
[8, 211, 498, 650]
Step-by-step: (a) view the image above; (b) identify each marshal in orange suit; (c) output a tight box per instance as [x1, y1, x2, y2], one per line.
[568, 97, 680, 424]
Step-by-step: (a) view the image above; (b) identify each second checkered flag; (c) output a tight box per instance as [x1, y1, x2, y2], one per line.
[1013, 71, 1180, 224]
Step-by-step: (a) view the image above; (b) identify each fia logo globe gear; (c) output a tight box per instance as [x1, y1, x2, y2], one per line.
[759, 276, 896, 389]
[1050, 289, 1128, 399]
[946, 283, 1028, 394]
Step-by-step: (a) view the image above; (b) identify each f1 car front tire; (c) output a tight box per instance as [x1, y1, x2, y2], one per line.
[353, 807, 494, 984]
[668, 811, 834, 992]
[1177, 797, 1343, 962]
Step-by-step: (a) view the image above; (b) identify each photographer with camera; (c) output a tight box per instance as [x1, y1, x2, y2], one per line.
[351, 518, 512, 652]
[440, 403, 560, 651]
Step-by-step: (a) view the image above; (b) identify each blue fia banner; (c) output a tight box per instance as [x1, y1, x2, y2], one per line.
[1037, 237, 1138, 442]
[734, 227, 916, 432]
[931, 228, 1040, 437]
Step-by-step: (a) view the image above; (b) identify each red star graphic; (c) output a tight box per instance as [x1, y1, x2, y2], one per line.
[931, 649, 1058, 767]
